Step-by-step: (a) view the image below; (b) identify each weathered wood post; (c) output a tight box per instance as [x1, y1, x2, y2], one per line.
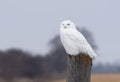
[67, 53, 92, 82]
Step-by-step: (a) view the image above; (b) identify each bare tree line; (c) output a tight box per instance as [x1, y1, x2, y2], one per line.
[0, 28, 118, 79]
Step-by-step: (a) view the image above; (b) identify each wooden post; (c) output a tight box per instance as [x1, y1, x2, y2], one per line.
[67, 53, 92, 82]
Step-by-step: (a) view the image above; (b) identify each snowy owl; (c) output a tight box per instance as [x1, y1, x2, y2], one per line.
[60, 20, 96, 59]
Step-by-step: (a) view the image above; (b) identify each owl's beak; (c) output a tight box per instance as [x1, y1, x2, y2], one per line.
[64, 26, 67, 28]
[64, 25, 67, 28]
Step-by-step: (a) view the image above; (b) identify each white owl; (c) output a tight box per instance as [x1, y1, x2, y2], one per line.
[60, 20, 96, 59]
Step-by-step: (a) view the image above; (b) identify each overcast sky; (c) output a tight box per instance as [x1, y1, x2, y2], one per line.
[0, 0, 120, 63]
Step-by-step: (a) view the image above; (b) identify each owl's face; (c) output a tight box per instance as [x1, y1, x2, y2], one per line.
[61, 20, 76, 29]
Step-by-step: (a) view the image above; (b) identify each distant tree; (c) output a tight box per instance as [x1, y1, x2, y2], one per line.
[0, 48, 44, 78]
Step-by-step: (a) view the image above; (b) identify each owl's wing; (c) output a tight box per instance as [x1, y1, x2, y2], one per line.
[67, 29, 88, 45]
[67, 29, 96, 59]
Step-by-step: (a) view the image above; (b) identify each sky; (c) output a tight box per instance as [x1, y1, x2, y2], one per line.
[0, 0, 120, 63]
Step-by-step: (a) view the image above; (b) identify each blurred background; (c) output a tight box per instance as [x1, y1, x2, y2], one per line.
[0, 0, 120, 82]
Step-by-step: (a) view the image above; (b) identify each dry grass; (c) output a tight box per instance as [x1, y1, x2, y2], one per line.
[51, 73, 120, 82]
[0, 73, 120, 82]
[91, 73, 120, 82]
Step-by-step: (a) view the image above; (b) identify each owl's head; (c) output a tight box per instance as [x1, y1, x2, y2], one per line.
[61, 20, 76, 29]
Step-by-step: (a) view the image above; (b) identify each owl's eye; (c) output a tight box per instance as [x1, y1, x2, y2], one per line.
[67, 23, 70, 25]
